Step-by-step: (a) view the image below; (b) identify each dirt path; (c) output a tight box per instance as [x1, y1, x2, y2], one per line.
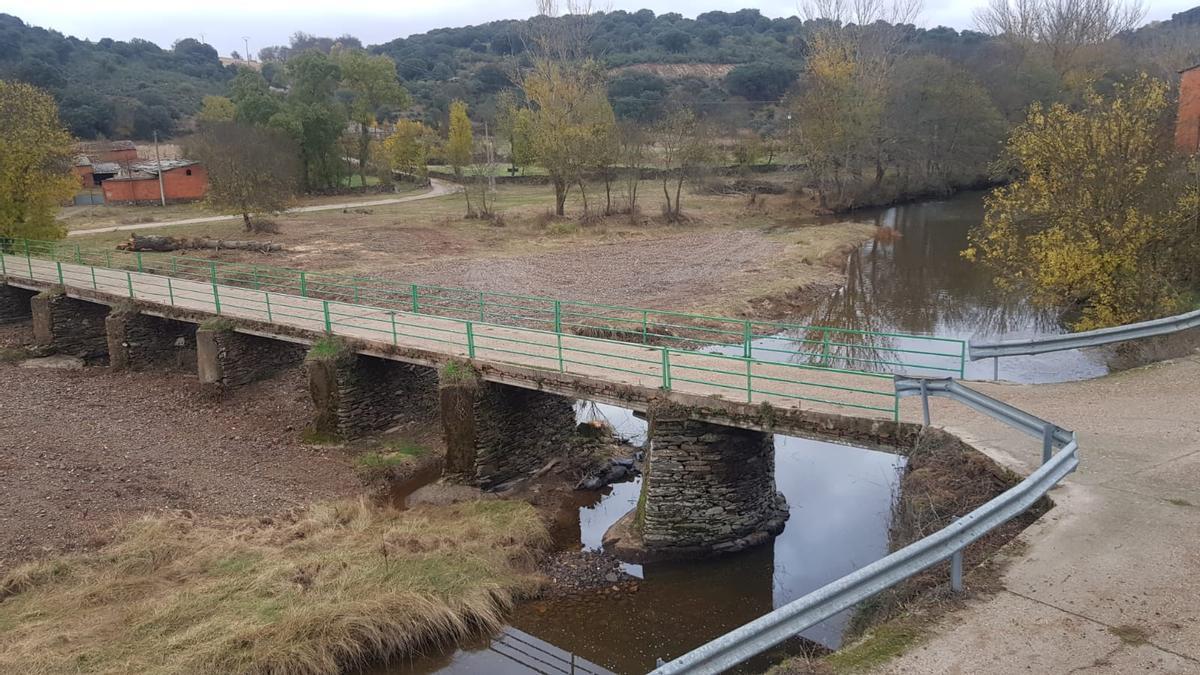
[877, 357, 1200, 673]
[66, 179, 459, 237]
[0, 323, 361, 573]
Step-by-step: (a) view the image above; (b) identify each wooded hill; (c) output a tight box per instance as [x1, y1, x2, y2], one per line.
[1, 6, 1198, 140]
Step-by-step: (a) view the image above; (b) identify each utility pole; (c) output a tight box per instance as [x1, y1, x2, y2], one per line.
[242, 36, 251, 62]
[153, 131, 166, 207]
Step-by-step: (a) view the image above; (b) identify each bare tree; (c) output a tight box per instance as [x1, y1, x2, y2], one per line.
[185, 123, 300, 233]
[974, 0, 1146, 72]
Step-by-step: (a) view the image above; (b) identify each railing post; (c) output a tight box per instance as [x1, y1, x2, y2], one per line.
[466, 321, 476, 358]
[557, 332, 564, 373]
[264, 292, 272, 322]
[993, 356, 999, 381]
[661, 348, 671, 390]
[920, 379, 931, 427]
[126, 270, 134, 298]
[209, 261, 217, 286]
[212, 282, 222, 314]
[642, 310, 649, 344]
[390, 311, 398, 346]
[167, 276, 174, 305]
[950, 549, 963, 592]
[746, 357, 753, 403]
[410, 284, 419, 313]
[554, 300, 562, 333]
[743, 320, 752, 359]
[91, 266, 97, 290]
[322, 300, 331, 333]
[136, 252, 144, 273]
[299, 271, 308, 297]
[25, 240, 33, 279]
[105, 251, 112, 269]
[56, 261, 64, 285]
[478, 290, 485, 322]
[1042, 423, 1055, 465]
[252, 266, 261, 290]
[0, 249, 6, 276]
[822, 330, 831, 366]
[75, 244, 82, 265]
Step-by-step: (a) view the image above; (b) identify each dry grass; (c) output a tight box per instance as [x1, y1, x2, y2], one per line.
[0, 498, 549, 675]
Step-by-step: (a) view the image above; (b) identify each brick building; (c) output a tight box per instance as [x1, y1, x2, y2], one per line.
[102, 161, 209, 205]
[74, 140, 138, 164]
[1178, 64, 1200, 154]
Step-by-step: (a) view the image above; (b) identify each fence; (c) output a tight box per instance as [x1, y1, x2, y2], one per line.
[970, 308, 1200, 378]
[649, 377, 1079, 674]
[1, 238, 970, 419]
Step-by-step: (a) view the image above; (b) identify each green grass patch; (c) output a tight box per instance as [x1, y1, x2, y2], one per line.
[306, 336, 344, 360]
[356, 442, 428, 471]
[300, 428, 342, 445]
[1165, 497, 1195, 507]
[824, 622, 925, 673]
[200, 317, 235, 332]
[439, 360, 476, 385]
[0, 499, 549, 675]
[0, 348, 26, 363]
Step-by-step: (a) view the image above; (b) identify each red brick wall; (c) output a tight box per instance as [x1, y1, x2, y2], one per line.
[1178, 67, 1200, 154]
[71, 165, 94, 189]
[92, 148, 139, 164]
[102, 165, 209, 204]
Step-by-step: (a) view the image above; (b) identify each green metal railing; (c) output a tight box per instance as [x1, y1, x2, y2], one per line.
[1, 238, 967, 419]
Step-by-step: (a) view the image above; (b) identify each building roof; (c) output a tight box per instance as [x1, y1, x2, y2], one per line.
[105, 160, 200, 181]
[92, 162, 121, 174]
[75, 139, 137, 153]
[1182, 63, 1200, 74]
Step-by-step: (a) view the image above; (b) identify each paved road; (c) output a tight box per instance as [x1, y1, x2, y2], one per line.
[3, 253, 897, 417]
[66, 179, 459, 237]
[882, 357, 1200, 673]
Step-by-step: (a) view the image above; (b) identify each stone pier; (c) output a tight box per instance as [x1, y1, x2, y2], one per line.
[306, 343, 438, 439]
[106, 307, 198, 371]
[611, 399, 788, 560]
[0, 283, 35, 323]
[196, 325, 306, 393]
[438, 363, 576, 488]
[31, 289, 111, 363]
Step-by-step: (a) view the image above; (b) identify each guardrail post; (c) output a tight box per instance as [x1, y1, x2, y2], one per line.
[642, 310, 649, 344]
[661, 348, 671, 390]
[105, 251, 112, 269]
[743, 321, 753, 359]
[322, 301, 331, 332]
[167, 276, 174, 305]
[56, 261, 64, 285]
[74, 244, 82, 265]
[0, 250, 6, 276]
[1042, 424, 1055, 465]
[25, 240, 33, 279]
[950, 549, 963, 592]
[209, 261, 217, 286]
[466, 321, 476, 358]
[389, 311, 398, 346]
[822, 330, 831, 366]
[554, 300, 562, 333]
[746, 358, 753, 403]
[264, 292, 272, 322]
[90, 266, 97, 290]
[410, 284, 419, 313]
[212, 283, 222, 314]
[993, 356, 999, 381]
[299, 271, 308, 297]
[557, 332, 564, 373]
[478, 290, 485, 322]
[136, 252, 144, 273]
[126, 270, 134, 298]
[920, 379, 931, 427]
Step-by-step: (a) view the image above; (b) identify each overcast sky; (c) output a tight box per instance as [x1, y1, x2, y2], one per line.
[3, 0, 1194, 58]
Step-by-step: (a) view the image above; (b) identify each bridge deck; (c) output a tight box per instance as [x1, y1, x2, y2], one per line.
[3, 254, 899, 419]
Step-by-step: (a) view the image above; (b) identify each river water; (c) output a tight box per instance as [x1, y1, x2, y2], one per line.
[384, 192, 1099, 674]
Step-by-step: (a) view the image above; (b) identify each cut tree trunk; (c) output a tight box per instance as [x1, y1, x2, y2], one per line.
[117, 235, 284, 253]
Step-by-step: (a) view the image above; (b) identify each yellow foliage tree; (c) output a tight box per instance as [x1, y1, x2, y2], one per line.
[965, 75, 1200, 330]
[383, 119, 435, 178]
[0, 80, 75, 242]
[445, 100, 474, 214]
[197, 95, 236, 125]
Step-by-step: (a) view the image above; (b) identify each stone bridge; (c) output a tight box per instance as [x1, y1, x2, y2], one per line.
[1, 257, 925, 559]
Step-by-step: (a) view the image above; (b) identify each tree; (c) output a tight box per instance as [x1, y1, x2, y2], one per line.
[272, 52, 346, 190]
[383, 119, 436, 177]
[965, 75, 1199, 330]
[336, 50, 409, 190]
[229, 68, 281, 126]
[975, 0, 1146, 75]
[185, 122, 300, 232]
[617, 122, 649, 217]
[197, 95, 236, 124]
[446, 100, 474, 214]
[496, 90, 535, 170]
[656, 108, 713, 222]
[0, 81, 75, 241]
[724, 63, 798, 101]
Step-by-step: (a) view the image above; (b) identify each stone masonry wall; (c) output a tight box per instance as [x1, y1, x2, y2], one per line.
[0, 283, 34, 323]
[196, 327, 305, 393]
[439, 365, 576, 489]
[639, 399, 789, 557]
[31, 291, 111, 363]
[307, 350, 438, 438]
[106, 310, 198, 371]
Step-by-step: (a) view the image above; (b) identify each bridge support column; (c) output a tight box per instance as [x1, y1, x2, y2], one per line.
[306, 344, 438, 439]
[106, 308, 198, 372]
[196, 325, 305, 394]
[0, 283, 35, 324]
[31, 289, 111, 363]
[622, 399, 788, 559]
[438, 362, 576, 489]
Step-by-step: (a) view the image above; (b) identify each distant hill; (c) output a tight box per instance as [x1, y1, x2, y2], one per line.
[0, 13, 233, 140]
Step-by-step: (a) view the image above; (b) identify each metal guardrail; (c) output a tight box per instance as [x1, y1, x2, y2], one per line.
[1, 237, 967, 379]
[650, 377, 1078, 675]
[969, 308, 1200, 375]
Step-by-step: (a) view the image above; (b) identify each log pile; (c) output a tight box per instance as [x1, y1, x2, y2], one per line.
[117, 235, 283, 253]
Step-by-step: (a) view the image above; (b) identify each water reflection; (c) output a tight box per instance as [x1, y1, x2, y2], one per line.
[802, 192, 1108, 383]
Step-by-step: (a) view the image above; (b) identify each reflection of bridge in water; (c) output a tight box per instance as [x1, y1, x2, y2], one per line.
[402, 627, 613, 675]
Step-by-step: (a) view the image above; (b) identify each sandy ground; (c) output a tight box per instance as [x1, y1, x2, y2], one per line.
[0, 322, 361, 573]
[877, 356, 1200, 673]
